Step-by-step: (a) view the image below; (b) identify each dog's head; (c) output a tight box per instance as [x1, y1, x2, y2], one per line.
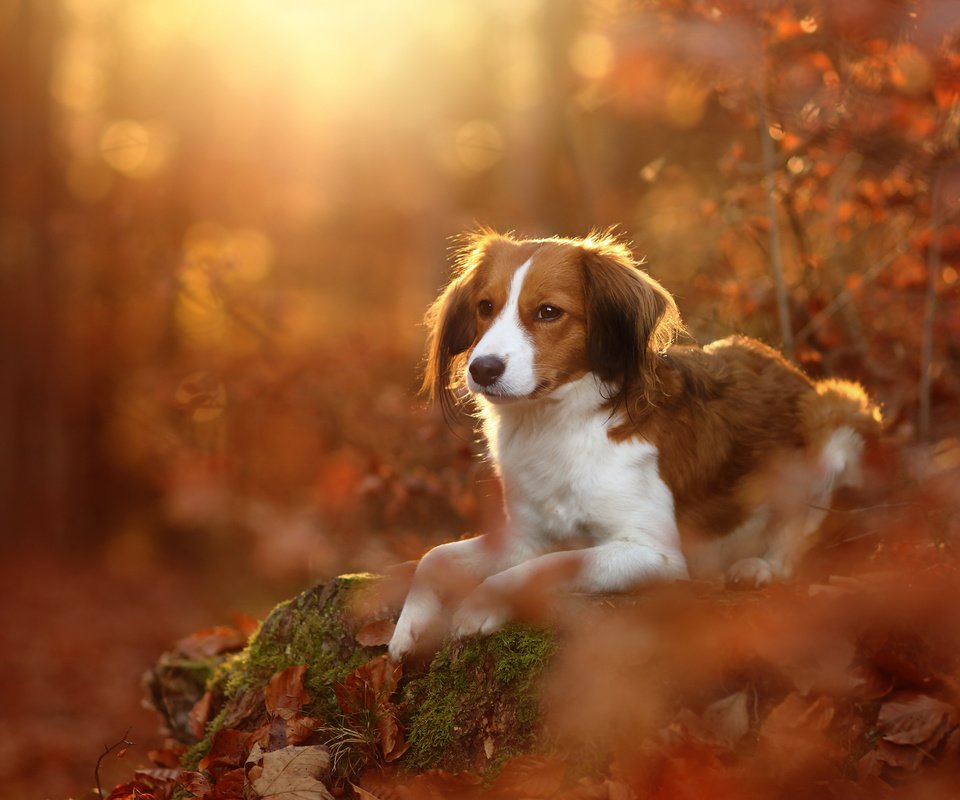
[423, 230, 681, 415]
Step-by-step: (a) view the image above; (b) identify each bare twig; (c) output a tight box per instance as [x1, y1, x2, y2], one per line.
[95, 729, 135, 800]
[809, 501, 915, 515]
[794, 208, 943, 344]
[757, 95, 794, 357]
[919, 173, 943, 441]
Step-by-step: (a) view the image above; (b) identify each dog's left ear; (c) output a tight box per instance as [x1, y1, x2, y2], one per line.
[580, 240, 681, 409]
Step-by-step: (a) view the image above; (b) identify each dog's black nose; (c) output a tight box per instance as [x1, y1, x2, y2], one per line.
[469, 355, 506, 387]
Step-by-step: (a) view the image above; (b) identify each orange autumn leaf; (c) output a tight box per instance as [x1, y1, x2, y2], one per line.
[264, 664, 310, 718]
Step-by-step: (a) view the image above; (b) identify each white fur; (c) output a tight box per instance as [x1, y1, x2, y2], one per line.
[389, 374, 688, 660]
[466, 258, 536, 399]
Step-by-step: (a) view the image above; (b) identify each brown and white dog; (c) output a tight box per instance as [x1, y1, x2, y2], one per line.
[388, 231, 881, 660]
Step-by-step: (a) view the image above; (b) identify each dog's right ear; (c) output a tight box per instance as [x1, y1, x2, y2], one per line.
[422, 237, 489, 418]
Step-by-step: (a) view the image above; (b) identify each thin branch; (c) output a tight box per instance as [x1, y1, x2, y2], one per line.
[794, 209, 944, 344]
[809, 501, 915, 515]
[757, 95, 794, 357]
[95, 729, 135, 800]
[919, 172, 943, 441]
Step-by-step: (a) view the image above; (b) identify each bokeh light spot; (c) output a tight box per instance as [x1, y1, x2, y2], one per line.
[454, 120, 504, 175]
[569, 32, 614, 80]
[890, 44, 933, 97]
[663, 76, 709, 129]
[100, 119, 173, 179]
[51, 37, 105, 111]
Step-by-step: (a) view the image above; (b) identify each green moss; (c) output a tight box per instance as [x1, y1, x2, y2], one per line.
[402, 624, 556, 771]
[490, 625, 555, 728]
[403, 643, 468, 769]
[180, 576, 555, 778]
[224, 576, 379, 716]
[181, 575, 382, 771]
[490, 626, 554, 686]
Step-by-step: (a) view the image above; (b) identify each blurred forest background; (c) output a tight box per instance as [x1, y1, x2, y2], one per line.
[1, 0, 958, 796]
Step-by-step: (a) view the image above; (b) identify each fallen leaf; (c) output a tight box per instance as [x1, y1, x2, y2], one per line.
[356, 619, 396, 647]
[179, 771, 213, 798]
[189, 690, 214, 739]
[701, 691, 750, 750]
[265, 664, 310, 718]
[878, 691, 959, 749]
[221, 686, 267, 730]
[200, 728, 253, 776]
[105, 780, 156, 800]
[487, 755, 567, 798]
[134, 767, 181, 783]
[209, 767, 246, 800]
[149, 745, 188, 768]
[286, 712, 322, 746]
[176, 626, 249, 659]
[758, 692, 837, 774]
[872, 739, 926, 772]
[377, 711, 410, 762]
[398, 769, 484, 800]
[352, 785, 385, 800]
[248, 743, 334, 800]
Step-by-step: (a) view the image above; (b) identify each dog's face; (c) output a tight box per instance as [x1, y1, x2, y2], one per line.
[424, 231, 681, 413]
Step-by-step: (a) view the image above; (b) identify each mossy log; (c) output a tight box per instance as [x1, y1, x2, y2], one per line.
[145, 574, 557, 781]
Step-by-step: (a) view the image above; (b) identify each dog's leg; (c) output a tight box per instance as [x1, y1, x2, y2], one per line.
[452, 540, 688, 638]
[388, 534, 538, 661]
[727, 426, 865, 588]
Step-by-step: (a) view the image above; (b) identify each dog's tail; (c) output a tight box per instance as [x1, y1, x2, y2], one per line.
[800, 378, 883, 490]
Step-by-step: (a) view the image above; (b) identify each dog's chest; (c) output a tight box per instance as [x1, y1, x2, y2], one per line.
[488, 398, 659, 540]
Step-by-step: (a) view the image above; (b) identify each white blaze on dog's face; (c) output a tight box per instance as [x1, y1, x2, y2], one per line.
[464, 242, 590, 402]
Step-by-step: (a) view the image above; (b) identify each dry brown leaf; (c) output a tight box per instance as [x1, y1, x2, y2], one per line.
[398, 769, 484, 800]
[878, 691, 959, 749]
[486, 755, 567, 799]
[200, 728, 253, 776]
[356, 619, 396, 647]
[352, 785, 385, 800]
[188, 690, 214, 739]
[377, 712, 409, 763]
[265, 664, 310, 718]
[702, 691, 751, 750]
[285, 712, 321, 746]
[873, 739, 926, 772]
[176, 625, 248, 659]
[179, 770, 213, 798]
[248, 743, 333, 800]
[209, 767, 245, 800]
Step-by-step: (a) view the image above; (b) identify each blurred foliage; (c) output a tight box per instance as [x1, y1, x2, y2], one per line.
[0, 0, 958, 577]
[0, 3, 959, 798]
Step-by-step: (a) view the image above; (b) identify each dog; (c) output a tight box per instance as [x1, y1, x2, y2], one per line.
[387, 230, 881, 661]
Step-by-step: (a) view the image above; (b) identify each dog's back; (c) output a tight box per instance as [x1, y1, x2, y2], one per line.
[640, 335, 881, 581]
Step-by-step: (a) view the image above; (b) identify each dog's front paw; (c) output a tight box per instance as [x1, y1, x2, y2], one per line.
[451, 585, 509, 639]
[726, 557, 774, 589]
[388, 591, 441, 662]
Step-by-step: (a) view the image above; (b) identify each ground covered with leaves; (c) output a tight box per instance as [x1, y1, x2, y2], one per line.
[95, 438, 960, 800]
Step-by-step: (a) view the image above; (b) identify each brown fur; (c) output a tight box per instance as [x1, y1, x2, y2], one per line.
[423, 230, 681, 414]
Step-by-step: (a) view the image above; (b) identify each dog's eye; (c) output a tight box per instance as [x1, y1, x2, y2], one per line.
[478, 300, 494, 317]
[536, 304, 564, 321]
